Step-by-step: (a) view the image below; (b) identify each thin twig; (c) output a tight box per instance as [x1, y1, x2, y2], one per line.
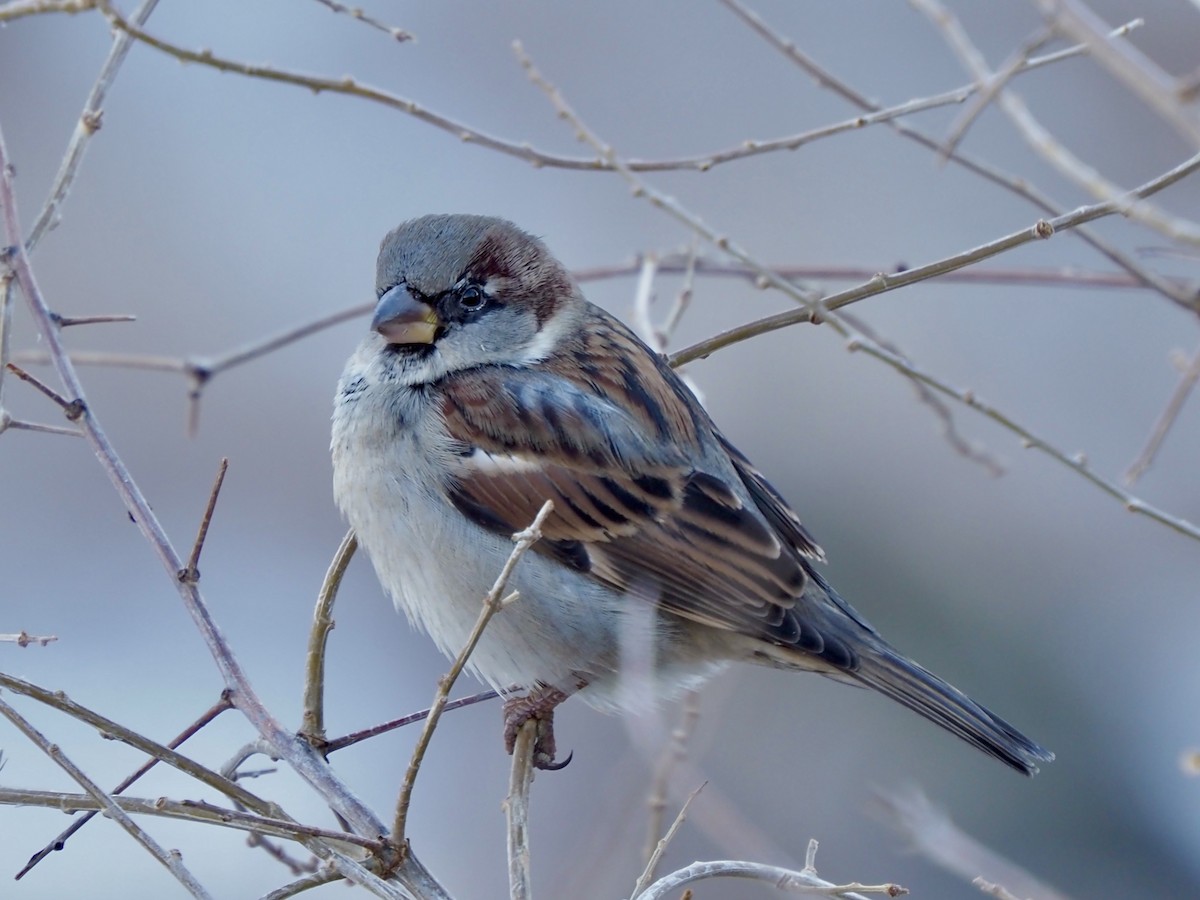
[659, 243, 698, 342]
[874, 786, 1069, 900]
[1124, 341, 1200, 484]
[5, 362, 84, 419]
[96, 0, 1111, 177]
[261, 865, 346, 900]
[53, 312, 136, 326]
[322, 688, 500, 754]
[0, 413, 82, 437]
[179, 457, 229, 584]
[309, 0, 413, 42]
[6, 0, 158, 412]
[717, 0, 1200, 313]
[12, 257, 1168, 432]
[516, 39, 1200, 544]
[0, 630, 58, 646]
[505, 719, 537, 900]
[1032, 0, 1200, 147]
[245, 829, 320, 879]
[642, 692, 701, 872]
[17, 691, 234, 879]
[633, 782, 705, 898]
[938, 27, 1056, 163]
[839, 310, 1004, 476]
[632, 859, 905, 899]
[915, 0, 1200, 247]
[0, 696, 213, 899]
[392, 500, 554, 842]
[0, 788, 382, 850]
[665, 154, 1200, 360]
[182, 302, 371, 434]
[27, 0, 160, 251]
[0, 673, 272, 814]
[0, 0, 97, 21]
[301, 529, 357, 744]
[1, 112, 444, 900]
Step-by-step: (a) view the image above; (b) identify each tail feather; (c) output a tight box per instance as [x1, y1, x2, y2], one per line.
[853, 645, 1054, 776]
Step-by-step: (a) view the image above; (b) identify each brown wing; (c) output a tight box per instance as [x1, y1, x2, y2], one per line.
[437, 313, 831, 649]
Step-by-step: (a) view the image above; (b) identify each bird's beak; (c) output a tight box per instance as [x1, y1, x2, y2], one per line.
[372, 285, 439, 345]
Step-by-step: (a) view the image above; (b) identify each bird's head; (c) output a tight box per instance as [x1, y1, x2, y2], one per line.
[370, 214, 581, 382]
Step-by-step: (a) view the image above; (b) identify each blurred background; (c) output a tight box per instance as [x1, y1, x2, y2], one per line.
[2, 1, 1199, 897]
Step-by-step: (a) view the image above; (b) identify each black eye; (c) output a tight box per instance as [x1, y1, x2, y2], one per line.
[459, 285, 487, 311]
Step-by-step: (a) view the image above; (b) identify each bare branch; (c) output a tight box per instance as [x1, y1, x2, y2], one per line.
[261, 866, 346, 900]
[392, 499, 554, 841]
[0, 0, 96, 21]
[717, 0, 1200, 312]
[633, 781, 705, 898]
[1125, 341, 1200, 484]
[633, 858, 906, 899]
[505, 719, 537, 900]
[0, 673, 272, 813]
[26, 0, 161, 250]
[642, 692, 701, 874]
[0, 788, 381, 850]
[937, 27, 1056, 162]
[1032, 0, 1200, 148]
[515, 38, 1200, 545]
[915, 0, 1200, 247]
[90, 0, 1119, 180]
[0, 411, 82, 437]
[0, 114, 446, 900]
[839, 309, 1005, 476]
[0, 695, 213, 898]
[16, 692, 234, 880]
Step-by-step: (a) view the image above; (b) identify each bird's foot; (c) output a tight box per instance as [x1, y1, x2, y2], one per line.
[503, 687, 573, 770]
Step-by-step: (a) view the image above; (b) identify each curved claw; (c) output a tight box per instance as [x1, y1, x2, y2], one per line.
[538, 749, 574, 771]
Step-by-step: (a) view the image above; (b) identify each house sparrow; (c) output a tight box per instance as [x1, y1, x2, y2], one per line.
[332, 214, 1053, 775]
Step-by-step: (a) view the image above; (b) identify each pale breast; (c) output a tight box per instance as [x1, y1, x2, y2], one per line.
[331, 342, 731, 708]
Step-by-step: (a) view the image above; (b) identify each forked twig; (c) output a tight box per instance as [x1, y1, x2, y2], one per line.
[717, 0, 1199, 312]
[16, 691, 234, 878]
[0, 695, 212, 898]
[515, 39, 1200, 544]
[0, 105, 445, 900]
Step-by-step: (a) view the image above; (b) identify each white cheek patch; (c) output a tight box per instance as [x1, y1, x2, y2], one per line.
[518, 308, 572, 364]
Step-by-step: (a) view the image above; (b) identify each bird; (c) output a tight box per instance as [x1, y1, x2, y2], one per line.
[331, 213, 1053, 775]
